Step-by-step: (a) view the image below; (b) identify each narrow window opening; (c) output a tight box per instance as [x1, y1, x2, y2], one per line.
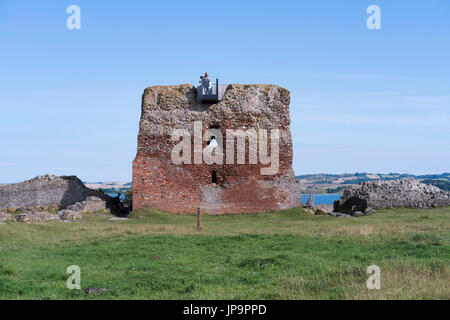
[207, 135, 218, 147]
[212, 171, 217, 184]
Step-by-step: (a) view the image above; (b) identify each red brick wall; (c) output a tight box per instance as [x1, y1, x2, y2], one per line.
[132, 84, 300, 214]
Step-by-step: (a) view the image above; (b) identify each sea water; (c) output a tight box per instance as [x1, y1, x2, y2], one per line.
[300, 194, 341, 205]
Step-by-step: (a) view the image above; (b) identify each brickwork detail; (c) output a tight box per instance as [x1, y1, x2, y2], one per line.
[132, 84, 300, 214]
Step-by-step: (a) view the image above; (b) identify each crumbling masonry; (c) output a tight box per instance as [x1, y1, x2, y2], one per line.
[132, 84, 300, 214]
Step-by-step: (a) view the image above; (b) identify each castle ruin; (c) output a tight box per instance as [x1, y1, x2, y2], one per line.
[132, 83, 300, 214]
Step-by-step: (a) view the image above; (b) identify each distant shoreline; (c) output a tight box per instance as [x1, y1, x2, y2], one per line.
[297, 172, 450, 193]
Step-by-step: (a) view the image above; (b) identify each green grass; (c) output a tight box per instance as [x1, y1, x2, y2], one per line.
[0, 207, 449, 299]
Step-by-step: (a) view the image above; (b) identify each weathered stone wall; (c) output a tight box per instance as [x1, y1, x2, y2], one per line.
[0, 174, 113, 210]
[337, 179, 450, 209]
[132, 84, 300, 214]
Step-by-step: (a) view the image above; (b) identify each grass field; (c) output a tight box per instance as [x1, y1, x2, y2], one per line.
[0, 207, 449, 299]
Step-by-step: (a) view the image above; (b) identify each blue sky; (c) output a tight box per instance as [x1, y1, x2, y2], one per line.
[1, 0, 449, 183]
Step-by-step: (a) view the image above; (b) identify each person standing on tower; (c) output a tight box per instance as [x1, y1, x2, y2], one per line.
[201, 72, 211, 95]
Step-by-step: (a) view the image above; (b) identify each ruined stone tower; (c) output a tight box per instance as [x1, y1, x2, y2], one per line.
[132, 83, 300, 214]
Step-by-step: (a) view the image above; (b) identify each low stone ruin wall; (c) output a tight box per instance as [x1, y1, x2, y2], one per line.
[0, 174, 121, 213]
[1, 196, 117, 223]
[334, 179, 450, 211]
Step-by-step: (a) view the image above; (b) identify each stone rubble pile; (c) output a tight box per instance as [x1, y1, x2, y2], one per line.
[23, 174, 59, 182]
[337, 179, 450, 210]
[302, 203, 373, 217]
[56, 196, 109, 221]
[0, 196, 111, 223]
[15, 212, 61, 222]
[0, 174, 119, 212]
